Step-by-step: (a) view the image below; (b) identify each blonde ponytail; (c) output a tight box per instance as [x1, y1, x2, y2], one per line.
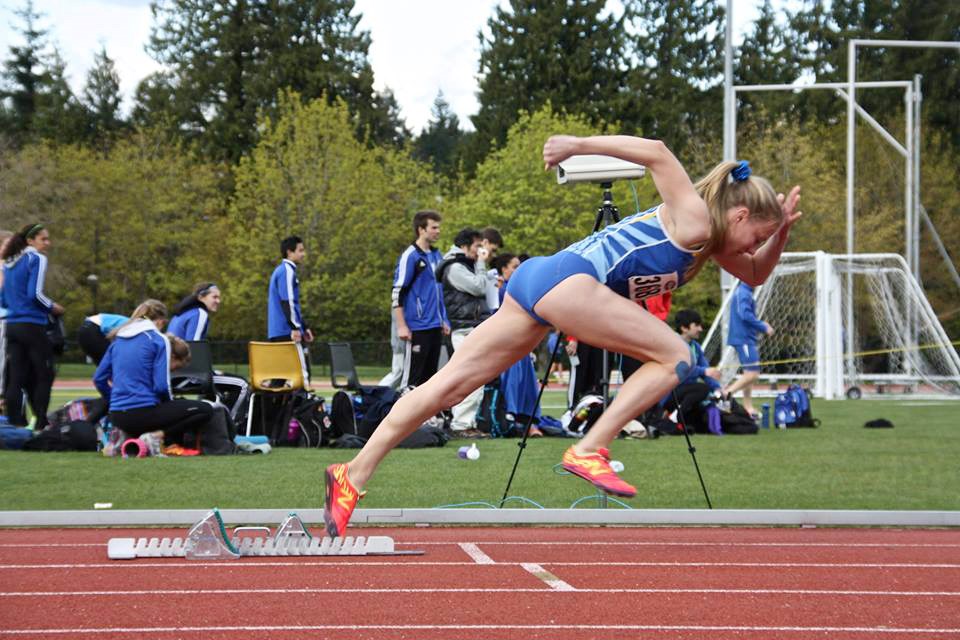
[684, 160, 782, 281]
[108, 299, 169, 339]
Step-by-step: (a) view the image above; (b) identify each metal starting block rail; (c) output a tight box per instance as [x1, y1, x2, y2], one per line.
[107, 508, 413, 560]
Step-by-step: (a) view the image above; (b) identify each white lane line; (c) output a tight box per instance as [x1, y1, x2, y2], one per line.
[2, 587, 957, 597]
[458, 542, 495, 564]
[0, 624, 958, 635]
[2, 561, 958, 569]
[521, 563, 576, 591]
[401, 541, 960, 548]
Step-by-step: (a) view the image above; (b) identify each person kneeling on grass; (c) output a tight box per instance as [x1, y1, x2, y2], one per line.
[94, 299, 213, 456]
[322, 133, 803, 537]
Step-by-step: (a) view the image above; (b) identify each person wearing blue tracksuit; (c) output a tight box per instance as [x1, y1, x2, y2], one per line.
[0, 223, 65, 428]
[94, 300, 212, 449]
[169, 282, 249, 421]
[724, 281, 773, 415]
[392, 210, 449, 388]
[267, 237, 312, 383]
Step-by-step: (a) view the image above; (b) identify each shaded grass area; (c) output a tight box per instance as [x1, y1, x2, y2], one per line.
[3, 396, 958, 512]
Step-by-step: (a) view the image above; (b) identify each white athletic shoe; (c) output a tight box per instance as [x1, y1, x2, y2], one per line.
[139, 432, 165, 457]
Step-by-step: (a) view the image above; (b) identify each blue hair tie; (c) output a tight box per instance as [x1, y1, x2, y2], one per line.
[731, 160, 751, 182]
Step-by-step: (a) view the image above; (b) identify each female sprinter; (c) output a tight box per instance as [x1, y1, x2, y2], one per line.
[323, 134, 803, 537]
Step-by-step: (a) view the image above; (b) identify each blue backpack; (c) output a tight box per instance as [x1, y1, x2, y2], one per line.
[774, 384, 819, 428]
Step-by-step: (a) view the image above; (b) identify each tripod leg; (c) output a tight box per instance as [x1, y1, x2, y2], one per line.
[500, 335, 565, 505]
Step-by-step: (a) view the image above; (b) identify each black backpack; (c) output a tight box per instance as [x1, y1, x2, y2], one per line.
[475, 379, 510, 436]
[23, 420, 98, 452]
[291, 393, 331, 447]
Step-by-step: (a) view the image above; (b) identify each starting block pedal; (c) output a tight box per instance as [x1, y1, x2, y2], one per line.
[107, 508, 409, 560]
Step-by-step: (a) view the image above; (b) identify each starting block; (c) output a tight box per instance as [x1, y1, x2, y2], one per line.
[107, 508, 406, 560]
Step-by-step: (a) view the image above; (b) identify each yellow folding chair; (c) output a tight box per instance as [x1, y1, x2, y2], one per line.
[245, 341, 307, 438]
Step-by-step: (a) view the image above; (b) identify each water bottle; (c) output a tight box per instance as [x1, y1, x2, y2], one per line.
[457, 446, 469, 459]
[466, 443, 480, 461]
[761, 403, 771, 429]
[287, 418, 300, 443]
[609, 460, 625, 473]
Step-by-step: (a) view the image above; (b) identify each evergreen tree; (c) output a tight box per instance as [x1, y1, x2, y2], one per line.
[736, 0, 804, 119]
[81, 46, 126, 152]
[31, 49, 86, 144]
[623, 0, 724, 155]
[413, 91, 465, 179]
[469, 0, 628, 173]
[0, 0, 50, 143]
[146, 0, 397, 163]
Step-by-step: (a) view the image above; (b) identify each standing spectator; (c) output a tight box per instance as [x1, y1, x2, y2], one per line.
[377, 313, 405, 390]
[480, 227, 504, 311]
[724, 281, 773, 416]
[492, 253, 542, 435]
[95, 300, 213, 454]
[392, 210, 449, 388]
[437, 227, 497, 435]
[77, 312, 129, 364]
[268, 236, 312, 379]
[169, 282, 249, 421]
[1, 223, 64, 428]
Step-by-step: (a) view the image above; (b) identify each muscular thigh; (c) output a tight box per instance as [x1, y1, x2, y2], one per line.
[438, 298, 549, 389]
[534, 275, 686, 365]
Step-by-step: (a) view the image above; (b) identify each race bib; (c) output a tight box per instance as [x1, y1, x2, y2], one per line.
[627, 272, 678, 300]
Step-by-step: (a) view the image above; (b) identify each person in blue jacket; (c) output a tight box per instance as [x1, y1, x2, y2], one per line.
[392, 210, 449, 388]
[268, 237, 312, 344]
[94, 299, 212, 453]
[168, 282, 249, 421]
[169, 283, 220, 341]
[0, 223, 65, 428]
[724, 281, 774, 416]
[77, 313, 129, 365]
[323, 133, 802, 538]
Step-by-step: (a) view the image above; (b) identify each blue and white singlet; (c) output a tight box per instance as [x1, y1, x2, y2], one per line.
[563, 204, 697, 301]
[505, 204, 698, 325]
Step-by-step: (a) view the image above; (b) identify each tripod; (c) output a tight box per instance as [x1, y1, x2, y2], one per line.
[500, 182, 713, 509]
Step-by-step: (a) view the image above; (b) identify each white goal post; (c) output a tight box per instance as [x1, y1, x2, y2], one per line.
[701, 251, 960, 400]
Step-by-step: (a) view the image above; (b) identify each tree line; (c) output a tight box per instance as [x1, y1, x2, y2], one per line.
[1, 0, 958, 344]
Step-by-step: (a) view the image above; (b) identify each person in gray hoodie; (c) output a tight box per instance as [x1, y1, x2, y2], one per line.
[435, 227, 499, 436]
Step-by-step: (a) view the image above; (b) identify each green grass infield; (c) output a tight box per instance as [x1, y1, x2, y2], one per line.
[2, 391, 958, 513]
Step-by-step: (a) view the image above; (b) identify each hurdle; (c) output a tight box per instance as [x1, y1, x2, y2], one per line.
[107, 508, 414, 560]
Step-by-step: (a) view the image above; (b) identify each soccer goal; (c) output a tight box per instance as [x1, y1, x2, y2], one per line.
[701, 251, 960, 400]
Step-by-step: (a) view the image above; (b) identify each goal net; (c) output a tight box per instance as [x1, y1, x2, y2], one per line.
[701, 252, 960, 399]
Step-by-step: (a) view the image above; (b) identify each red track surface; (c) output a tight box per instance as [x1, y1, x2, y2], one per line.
[1, 526, 958, 639]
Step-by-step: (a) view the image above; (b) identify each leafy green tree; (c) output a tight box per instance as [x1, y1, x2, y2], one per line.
[413, 91, 466, 180]
[0, 0, 50, 143]
[224, 93, 437, 341]
[469, 0, 628, 173]
[81, 46, 126, 152]
[450, 105, 657, 257]
[0, 132, 227, 332]
[622, 0, 724, 154]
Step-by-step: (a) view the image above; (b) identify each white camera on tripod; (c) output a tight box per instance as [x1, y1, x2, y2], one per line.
[556, 154, 646, 185]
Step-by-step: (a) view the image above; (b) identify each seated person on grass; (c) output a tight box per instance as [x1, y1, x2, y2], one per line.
[659, 309, 721, 432]
[77, 313, 129, 365]
[94, 299, 213, 456]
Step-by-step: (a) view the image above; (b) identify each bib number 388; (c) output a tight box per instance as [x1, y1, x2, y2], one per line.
[628, 273, 678, 301]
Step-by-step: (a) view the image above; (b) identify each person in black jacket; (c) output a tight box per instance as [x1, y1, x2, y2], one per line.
[436, 227, 498, 436]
